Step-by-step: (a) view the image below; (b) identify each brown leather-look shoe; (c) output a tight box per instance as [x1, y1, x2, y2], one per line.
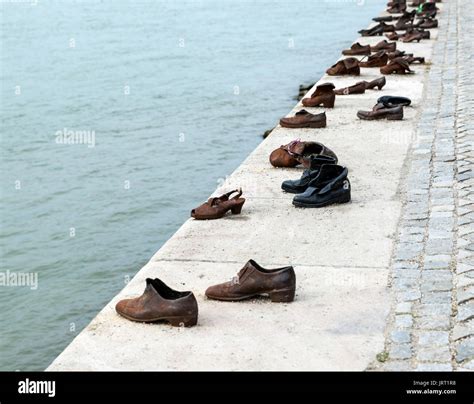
[388, 50, 410, 60]
[269, 140, 338, 168]
[280, 110, 327, 128]
[359, 51, 389, 68]
[302, 83, 335, 108]
[370, 40, 397, 52]
[116, 278, 198, 327]
[334, 81, 366, 95]
[191, 189, 245, 220]
[357, 103, 403, 121]
[380, 57, 413, 74]
[342, 42, 371, 56]
[326, 58, 360, 76]
[205, 260, 296, 302]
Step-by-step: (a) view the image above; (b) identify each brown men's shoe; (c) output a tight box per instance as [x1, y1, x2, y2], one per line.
[357, 103, 404, 120]
[370, 40, 397, 52]
[363, 76, 386, 90]
[269, 140, 338, 168]
[334, 81, 366, 95]
[403, 55, 425, 64]
[380, 57, 413, 74]
[280, 110, 327, 129]
[385, 32, 399, 41]
[418, 18, 438, 29]
[115, 278, 198, 327]
[191, 189, 245, 220]
[205, 260, 296, 302]
[342, 42, 371, 56]
[326, 58, 360, 76]
[302, 83, 335, 108]
[359, 51, 389, 68]
[388, 50, 410, 59]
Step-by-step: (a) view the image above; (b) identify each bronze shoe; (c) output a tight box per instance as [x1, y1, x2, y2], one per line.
[334, 81, 366, 95]
[342, 42, 371, 56]
[279, 110, 327, 129]
[380, 57, 413, 74]
[359, 51, 389, 68]
[191, 189, 245, 220]
[269, 140, 338, 168]
[302, 83, 335, 108]
[326, 57, 360, 76]
[205, 260, 296, 302]
[115, 278, 198, 327]
[370, 40, 397, 52]
[357, 103, 403, 121]
[363, 76, 386, 90]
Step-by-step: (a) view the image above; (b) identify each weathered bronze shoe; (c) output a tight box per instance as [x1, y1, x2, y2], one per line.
[342, 42, 371, 56]
[359, 51, 389, 68]
[380, 57, 413, 74]
[115, 278, 198, 327]
[370, 39, 397, 52]
[388, 50, 410, 60]
[403, 55, 425, 64]
[386, 32, 399, 41]
[357, 103, 404, 120]
[363, 76, 386, 90]
[269, 140, 338, 168]
[418, 18, 438, 29]
[302, 83, 335, 108]
[326, 58, 360, 76]
[280, 110, 327, 128]
[334, 81, 366, 95]
[359, 22, 395, 36]
[191, 189, 245, 220]
[205, 260, 296, 302]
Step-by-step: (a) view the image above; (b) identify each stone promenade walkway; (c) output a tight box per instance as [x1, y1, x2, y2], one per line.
[378, 0, 474, 371]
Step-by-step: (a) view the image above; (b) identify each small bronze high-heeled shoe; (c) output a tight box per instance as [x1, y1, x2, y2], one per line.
[363, 76, 386, 90]
[334, 82, 366, 95]
[191, 189, 245, 220]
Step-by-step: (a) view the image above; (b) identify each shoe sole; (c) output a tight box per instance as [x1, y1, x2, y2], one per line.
[292, 195, 351, 208]
[116, 312, 198, 327]
[206, 288, 295, 303]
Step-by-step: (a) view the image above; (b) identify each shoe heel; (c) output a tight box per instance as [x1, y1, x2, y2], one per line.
[323, 97, 335, 108]
[231, 201, 245, 215]
[269, 288, 295, 303]
[168, 315, 198, 327]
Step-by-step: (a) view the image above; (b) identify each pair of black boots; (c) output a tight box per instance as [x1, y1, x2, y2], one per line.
[282, 155, 351, 208]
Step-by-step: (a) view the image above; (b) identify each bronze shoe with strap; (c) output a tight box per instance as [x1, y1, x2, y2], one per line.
[191, 189, 245, 220]
[359, 51, 389, 68]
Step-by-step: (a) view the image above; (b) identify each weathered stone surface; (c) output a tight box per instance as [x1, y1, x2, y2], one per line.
[456, 337, 474, 363]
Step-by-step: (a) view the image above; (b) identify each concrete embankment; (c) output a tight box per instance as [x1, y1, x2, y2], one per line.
[48, 4, 441, 370]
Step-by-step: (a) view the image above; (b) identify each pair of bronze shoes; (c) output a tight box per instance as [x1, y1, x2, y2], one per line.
[191, 189, 245, 220]
[341, 40, 396, 57]
[269, 140, 337, 168]
[115, 260, 296, 327]
[334, 77, 386, 96]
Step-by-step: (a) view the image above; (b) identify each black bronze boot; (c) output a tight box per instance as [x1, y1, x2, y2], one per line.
[292, 165, 351, 208]
[281, 156, 337, 194]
